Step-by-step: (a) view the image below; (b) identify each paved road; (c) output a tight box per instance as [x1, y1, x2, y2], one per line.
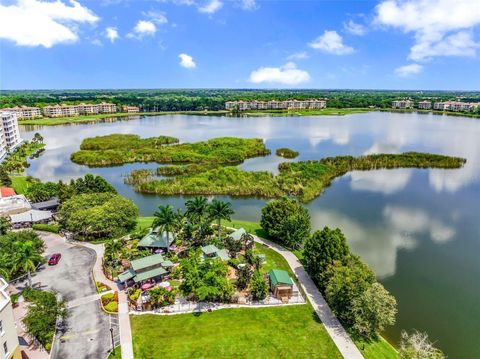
[253, 235, 364, 359]
[15, 233, 117, 359]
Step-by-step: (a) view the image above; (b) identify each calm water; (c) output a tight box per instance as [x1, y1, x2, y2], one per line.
[21, 112, 480, 358]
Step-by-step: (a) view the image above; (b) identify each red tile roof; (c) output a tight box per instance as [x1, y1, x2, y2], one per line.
[0, 187, 16, 197]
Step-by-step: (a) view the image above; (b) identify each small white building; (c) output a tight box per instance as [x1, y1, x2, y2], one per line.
[0, 111, 22, 160]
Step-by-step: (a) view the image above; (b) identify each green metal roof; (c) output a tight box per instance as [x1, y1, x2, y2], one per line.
[161, 260, 174, 268]
[138, 229, 175, 249]
[131, 254, 165, 271]
[269, 269, 293, 287]
[216, 249, 230, 261]
[228, 227, 246, 241]
[118, 268, 136, 282]
[133, 267, 167, 283]
[201, 244, 219, 255]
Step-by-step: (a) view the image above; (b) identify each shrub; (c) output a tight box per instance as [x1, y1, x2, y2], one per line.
[104, 301, 118, 313]
[129, 289, 141, 301]
[250, 271, 268, 300]
[32, 224, 61, 233]
[276, 148, 299, 158]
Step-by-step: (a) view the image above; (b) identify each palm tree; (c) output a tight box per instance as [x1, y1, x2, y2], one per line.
[13, 241, 44, 287]
[185, 196, 208, 224]
[153, 205, 177, 252]
[208, 199, 234, 241]
[105, 239, 124, 265]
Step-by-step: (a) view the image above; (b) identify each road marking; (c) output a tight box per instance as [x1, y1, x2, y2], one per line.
[59, 328, 100, 341]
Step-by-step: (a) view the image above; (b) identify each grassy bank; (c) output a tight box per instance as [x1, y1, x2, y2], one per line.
[18, 110, 230, 126]
[241, 107, 372, 116]
[381, 108, 480, 119]
[11, 176, 31, 194]
[131, 152, 466, 202]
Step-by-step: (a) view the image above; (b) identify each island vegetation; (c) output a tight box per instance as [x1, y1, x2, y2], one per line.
[128, 152, 466, 202]
[71, 136, 270, 167]
[275, 147, 299, 158]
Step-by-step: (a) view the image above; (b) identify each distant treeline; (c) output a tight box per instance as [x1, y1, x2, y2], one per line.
[2, 89, 480, 111]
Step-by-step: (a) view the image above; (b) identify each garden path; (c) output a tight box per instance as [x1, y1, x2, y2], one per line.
[252, 234, 364, 359]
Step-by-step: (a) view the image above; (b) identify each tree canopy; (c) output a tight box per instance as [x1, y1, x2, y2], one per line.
[260, 197, 311, 248]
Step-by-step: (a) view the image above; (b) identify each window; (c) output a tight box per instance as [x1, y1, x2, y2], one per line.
[3, 341, 8, 355]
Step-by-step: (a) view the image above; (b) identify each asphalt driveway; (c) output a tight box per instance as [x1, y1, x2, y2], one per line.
[16, 233, 117, 359]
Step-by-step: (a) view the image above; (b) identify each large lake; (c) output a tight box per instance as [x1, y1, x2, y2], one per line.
[20, 112, 480, 358]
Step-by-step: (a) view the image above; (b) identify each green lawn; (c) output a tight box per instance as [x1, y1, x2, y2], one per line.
[222, 218, 268, 238]
[131, 305, 342, 359]
[354, 336, 398, 359]
[11, 176, 30, 194]
[108, 346, 121, 358]
[135, 216, 155, 231]
[254, 242, 294, 277]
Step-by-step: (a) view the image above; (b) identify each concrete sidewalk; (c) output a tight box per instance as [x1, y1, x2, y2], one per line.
[253, 235, 364, 359]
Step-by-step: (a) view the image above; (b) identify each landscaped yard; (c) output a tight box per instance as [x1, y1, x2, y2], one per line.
[131, 305, 342, 359]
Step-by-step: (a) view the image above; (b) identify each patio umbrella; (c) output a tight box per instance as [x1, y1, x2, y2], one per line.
[141, 283, 153, 290]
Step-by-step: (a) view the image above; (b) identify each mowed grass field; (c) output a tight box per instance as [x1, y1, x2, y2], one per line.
[131, 305, 342, 359]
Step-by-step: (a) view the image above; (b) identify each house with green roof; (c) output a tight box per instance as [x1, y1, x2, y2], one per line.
[118, 253, 173, 285]
[201, 244, 230, 261]
[138, 227, 175, 250]
[268, 269, 294, 300]
[227, 227, 246, 241]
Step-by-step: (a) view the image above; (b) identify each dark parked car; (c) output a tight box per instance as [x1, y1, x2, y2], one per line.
[48, 253, 61, 266]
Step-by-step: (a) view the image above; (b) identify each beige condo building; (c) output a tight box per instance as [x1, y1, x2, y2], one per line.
[0, 107, 42, 120]
[0, 278, 21, 359]
[225, 99, 326, 111]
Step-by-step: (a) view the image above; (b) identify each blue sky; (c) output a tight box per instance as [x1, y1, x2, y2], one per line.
[0, 0, 479, 90]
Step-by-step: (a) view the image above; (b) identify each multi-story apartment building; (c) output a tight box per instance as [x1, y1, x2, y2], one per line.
[392, 100, 413, 109]
[434, 101, 479, 112]
[417, 101, 432, 110]
[0, 112, 22, 158]
[1, 107, 42, 120]
[43, 102, 117, 117]
[0, 277, 21, 359]
[122, 105, 140, 113]
[97, 102, 117, 114]
[225, 99, 326, 111]
[77, 103, 98, 115]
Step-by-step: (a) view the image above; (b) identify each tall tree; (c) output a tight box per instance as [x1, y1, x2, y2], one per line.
[260, 197, 310, 248]
[324, 256, 376, 326]
[208, 199, 234, 241]
[303, 227, 350, 289]
[13, 241, 45, 287]
[351, 282, 397, 338]
[185, 196, 209, 224]
[153, 204, 176, 251]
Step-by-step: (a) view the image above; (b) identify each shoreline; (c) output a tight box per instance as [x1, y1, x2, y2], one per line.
[16, 107, 480, 126]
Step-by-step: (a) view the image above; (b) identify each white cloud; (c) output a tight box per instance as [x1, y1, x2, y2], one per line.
[198, 0, 223, 14]
[375, 0, 480, 61]
[143, 10, 168, 24]
[127, 20, 157, 39]
[238, 0, 257, 10]
[394, 63, 423, 77]
[344, 20, 366, 36]
[249, 62, 310, 86]
[179, 53, 196, 68]
[308, 30, 354, 55]
[105, 27, 119, 43]
[286, 51, 309, 61]
[0, 0, 99, 48]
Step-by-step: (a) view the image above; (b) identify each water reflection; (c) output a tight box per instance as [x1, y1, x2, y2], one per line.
[19, 112, 480, 358]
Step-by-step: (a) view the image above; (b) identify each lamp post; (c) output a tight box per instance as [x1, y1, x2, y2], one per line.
[110, 327, 114, 351]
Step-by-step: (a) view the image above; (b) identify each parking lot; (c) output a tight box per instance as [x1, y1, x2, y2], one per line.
[15, 233, 117, 359]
